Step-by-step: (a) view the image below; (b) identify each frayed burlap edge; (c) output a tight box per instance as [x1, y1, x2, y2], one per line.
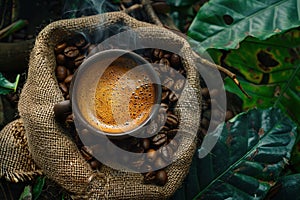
[0, 119, 42, 183]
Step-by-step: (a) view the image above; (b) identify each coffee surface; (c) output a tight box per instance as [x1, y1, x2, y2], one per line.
[94, 57, 156, 133]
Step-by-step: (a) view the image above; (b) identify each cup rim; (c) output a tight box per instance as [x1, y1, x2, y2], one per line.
[71, 49, 161, 139]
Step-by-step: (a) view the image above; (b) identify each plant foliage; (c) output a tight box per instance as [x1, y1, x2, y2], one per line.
[172, 108, 297, 200]
[188, 0, 300, 52]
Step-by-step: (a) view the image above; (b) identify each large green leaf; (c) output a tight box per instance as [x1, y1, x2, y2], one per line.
[217, 28, 300, 126]
[172, 107, 297, 200]
[187, 0, 300, 52]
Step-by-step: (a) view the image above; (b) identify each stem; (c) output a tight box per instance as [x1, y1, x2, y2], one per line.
[13, 74, 20, 92]
[0, 19, 28, 39]
[142, 0, 163, 26]
[123, 4, 143, 14]
[195, 53, 251, 99]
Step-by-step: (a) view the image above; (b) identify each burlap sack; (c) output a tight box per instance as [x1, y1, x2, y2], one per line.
[1, 12, 201, 199]
[0, 119, 42, 182]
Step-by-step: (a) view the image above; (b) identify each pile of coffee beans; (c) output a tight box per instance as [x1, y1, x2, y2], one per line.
[53, 32, 188, 186]
[54, 33, 96, 100]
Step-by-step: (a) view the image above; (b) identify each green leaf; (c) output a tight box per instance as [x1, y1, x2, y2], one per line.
[264, 174, 300, 199]
[32, 176, 45, 200]
[172, 107, 297, 200]
[0, 73, 20, 95]
[187, 0, 300, 52]
[19, 186, 32, 200]
[220, 28, 300, 126]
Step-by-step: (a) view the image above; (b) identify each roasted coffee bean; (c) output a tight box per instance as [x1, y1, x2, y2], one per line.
[90, 159, 101, 170]
[56, 66, 68, 82]
[74, 34, 87, 48]
[165, 129, 178, 138]
[129, 137, 139, 146]
[170, 54, 181, 69]
[160, 126, 170, 132]
[202, 110, 211, 119]
[202, 101, 209, 111]
[155, 170, 168, 186]
[160, 145, 173, 161]
[74, 55, 85, 67]
[64, 46, 79, 58]
[87, 44, 96, 54]
[174, 79, 185, 91]
[201, 87, 209, 98]
[144, 171, 156, 183]
[153, 49, 160, 59]
[201, 117, 210, 130]
[80, 128, 89, 136]
[225, 110, 234, 121]
[211, 108, 223, 120]
[162, 77, 174, 89]
[200, 127, 207, 135]
[147, 149, 157, 162]
[65, 113, 74, 124]
[168, 91, 178, 102]
[58, 82, 68, 94]
[209, 89, 219, 98]
[56, 54, 66, 65]
[159, 58, 170, 73]
[146, 121, 158, 136]
[153, 49, 164, 59]
[157, 113, 167, 127]
[141, 138, 150, 151]
[53, 100, 72, 123]
[81, 146, 93, 161]
[166, 114, 179, 127]
[154, 156, 167, 169]
[169, 68, 177, 79]
[160, 103, 168, 112]
[55, 42, 67, 54]
[64, 74, 73, 86]
[152, 133, 167, 146]
[168, 138, 178, 151]
[81, 42, 91, 52]
[162, 85, 169, 91]
[163, 53, 171, 59]
[161, 90, 170, 101]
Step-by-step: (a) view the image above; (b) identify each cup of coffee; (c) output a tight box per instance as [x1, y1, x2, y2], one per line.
[70, 49, 161, 139]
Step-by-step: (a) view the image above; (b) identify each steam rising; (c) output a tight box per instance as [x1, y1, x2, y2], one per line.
[62, 0, 118, 19]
